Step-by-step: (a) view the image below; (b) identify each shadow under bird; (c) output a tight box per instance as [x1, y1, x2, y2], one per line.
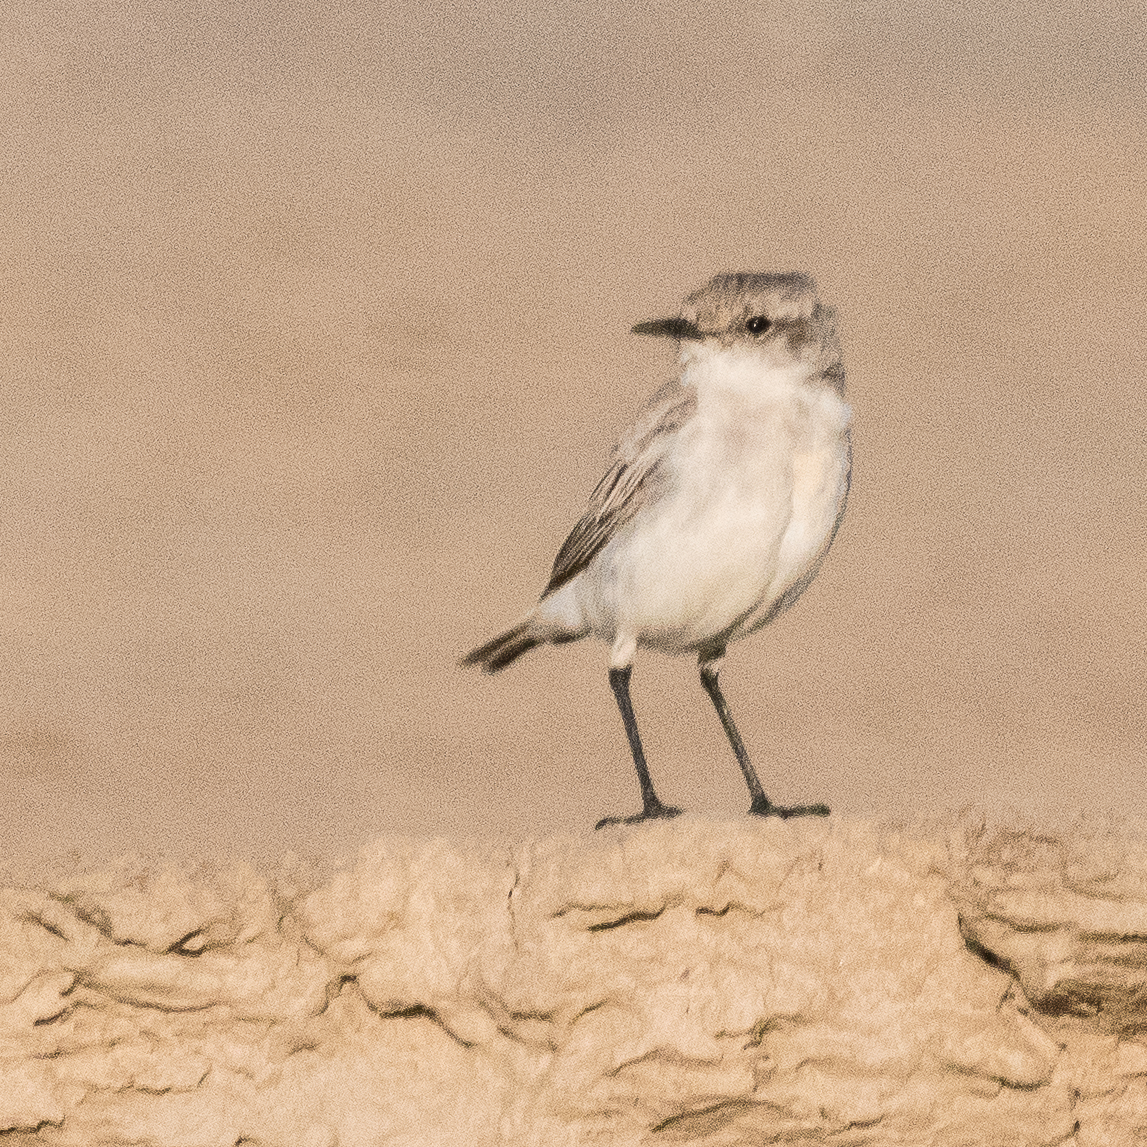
[462, 272, 852, 828]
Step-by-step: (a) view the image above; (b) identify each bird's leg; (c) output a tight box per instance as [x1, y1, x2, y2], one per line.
[596, 666, 683, 829]
[698, 658, 830, 819]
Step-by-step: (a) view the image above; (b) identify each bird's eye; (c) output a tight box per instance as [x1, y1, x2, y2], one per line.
[745, 315, 771, 335]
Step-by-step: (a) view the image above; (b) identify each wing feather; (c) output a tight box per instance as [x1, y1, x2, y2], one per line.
[543, 381, 697, 597]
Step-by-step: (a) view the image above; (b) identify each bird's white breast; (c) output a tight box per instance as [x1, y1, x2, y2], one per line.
[573, 346, 852, 653]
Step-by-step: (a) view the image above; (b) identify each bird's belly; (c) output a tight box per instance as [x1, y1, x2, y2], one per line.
[576, 476, 786, 651]
[633, 506, 781, 638]
[577, 421, 849, 652]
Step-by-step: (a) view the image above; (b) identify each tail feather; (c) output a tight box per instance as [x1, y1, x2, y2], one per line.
[461, 622, 543, 673]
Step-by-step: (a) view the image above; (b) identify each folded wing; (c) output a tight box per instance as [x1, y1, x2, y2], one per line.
[543, 381, 698, 597]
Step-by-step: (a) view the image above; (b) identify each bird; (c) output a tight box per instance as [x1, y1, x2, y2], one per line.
[462, 271, 852, 828]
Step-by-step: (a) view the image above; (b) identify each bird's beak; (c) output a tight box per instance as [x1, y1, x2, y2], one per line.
[631, 316, 701, 340]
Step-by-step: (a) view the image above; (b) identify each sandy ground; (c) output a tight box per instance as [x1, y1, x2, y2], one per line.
[1, 1, 1144, 871]
[5, 816, 1147, 1145]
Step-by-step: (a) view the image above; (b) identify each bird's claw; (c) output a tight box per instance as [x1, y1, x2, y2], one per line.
[748, 798, 830, 819]
[595, 803, 684, 830]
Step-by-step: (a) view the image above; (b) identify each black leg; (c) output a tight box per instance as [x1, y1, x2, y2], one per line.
[699, 662, 829, 819]
[596, 666, 683, 829]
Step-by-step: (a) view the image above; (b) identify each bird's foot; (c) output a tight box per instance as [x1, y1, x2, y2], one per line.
[595, 802, 684, 830]
[748, 797, 830, 819]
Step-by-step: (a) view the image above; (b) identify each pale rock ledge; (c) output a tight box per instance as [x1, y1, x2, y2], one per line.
[2, 816, 1146, 1145]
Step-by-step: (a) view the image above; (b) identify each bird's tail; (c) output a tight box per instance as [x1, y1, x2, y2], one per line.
[460, 621, 543, 674]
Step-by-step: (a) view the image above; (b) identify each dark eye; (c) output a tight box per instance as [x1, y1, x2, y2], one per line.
[745, 315, 771, 334]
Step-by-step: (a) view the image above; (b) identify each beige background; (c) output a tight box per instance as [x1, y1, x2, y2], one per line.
[1, 0, 1143, 872]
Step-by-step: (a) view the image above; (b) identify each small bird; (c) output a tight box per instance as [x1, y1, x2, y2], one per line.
[462, 272, 852, 828]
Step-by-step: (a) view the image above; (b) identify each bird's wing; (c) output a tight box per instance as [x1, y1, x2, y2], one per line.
[542, 381, 697, 597]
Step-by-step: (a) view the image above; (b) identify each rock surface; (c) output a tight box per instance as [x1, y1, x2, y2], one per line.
[2, 817, 1147, 1145]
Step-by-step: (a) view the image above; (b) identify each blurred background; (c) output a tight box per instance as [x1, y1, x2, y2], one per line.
[2, 0, 1144, 873]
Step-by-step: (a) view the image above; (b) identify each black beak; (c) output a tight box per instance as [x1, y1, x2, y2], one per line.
[631, 316, 701, 340]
